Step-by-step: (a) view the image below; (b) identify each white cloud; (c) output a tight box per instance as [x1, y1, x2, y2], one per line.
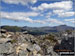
[1, 12, 39, 23]
[31, 1, 73, 11]
[1, 12, 39, 17]
[53, 10, 64, 14]
[45, 12, 52, 18]
[53, 10, 75, 17]
[33, 20, 46, 24]
[2, 0, 37, 5]
[46, 18, 64, 24]
[1, 11, 46, 24]
[31, 1, 74, 18]
[64, 18, 75, 23]
[1, 11, 65, 24]
[33, 18, 64, 24]
[59, 12, 75, 17]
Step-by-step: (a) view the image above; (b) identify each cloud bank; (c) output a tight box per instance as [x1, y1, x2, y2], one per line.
[1, 0, 75, 26]
[2, 0, 37, 5]
[1, 12, 64, 24]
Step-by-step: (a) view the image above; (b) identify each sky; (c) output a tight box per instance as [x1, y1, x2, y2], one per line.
[1, 0, 75, 27]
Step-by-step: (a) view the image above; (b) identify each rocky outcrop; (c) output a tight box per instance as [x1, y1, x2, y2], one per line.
[0, 32, 59, 56]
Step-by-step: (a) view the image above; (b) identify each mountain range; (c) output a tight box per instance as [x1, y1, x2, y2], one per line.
[22, 25, 75, 35]
[1, 25, 75, 35]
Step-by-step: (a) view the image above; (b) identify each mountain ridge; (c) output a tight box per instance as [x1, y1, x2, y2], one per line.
[1, 25, 75, 35]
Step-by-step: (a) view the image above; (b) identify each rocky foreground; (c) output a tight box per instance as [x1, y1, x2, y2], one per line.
[0, 30, 60, 56]
[0, 29, 74, 56]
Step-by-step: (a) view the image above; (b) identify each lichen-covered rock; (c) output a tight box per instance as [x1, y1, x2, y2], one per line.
[0, 42, 15, 56]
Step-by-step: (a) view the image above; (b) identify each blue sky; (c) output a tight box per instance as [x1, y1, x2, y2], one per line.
[1, 0, 75, 27]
